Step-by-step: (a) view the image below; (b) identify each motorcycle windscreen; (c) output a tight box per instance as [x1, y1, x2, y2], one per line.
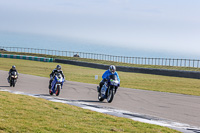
[109, 74, 117, 80]
[11, 71, 17, 76]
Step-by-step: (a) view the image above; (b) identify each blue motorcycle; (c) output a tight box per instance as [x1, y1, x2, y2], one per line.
[97, 75, 120, 103]
[49, 73, 64, 96]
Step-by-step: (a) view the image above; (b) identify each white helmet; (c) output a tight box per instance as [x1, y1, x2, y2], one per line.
[109, 65, 116, 74]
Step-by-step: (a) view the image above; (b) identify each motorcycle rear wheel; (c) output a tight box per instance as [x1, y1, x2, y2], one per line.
[49, 89, 53, 95]
[56, 85, 60, 96]
[98, 93, 104, 101]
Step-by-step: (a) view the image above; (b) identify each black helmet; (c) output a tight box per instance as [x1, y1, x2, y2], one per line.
[56, 65, 61, 71]
[109, 65, 116, 74]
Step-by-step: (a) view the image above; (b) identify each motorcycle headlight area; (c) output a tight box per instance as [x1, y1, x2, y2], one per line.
[111, 81, 118, 86]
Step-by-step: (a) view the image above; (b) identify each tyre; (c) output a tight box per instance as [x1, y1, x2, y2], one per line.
[107, 88, 114, 103]
[98, 93, 104, 101]
[49, 89, 53, 95]
[13, 82, 15, 87]
[12, 79, 16, 87]
[10, 79, 13, 87]
[56, 85, 60, 96]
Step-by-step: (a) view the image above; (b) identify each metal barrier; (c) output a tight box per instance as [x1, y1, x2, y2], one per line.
[0, 46, 199, 68]
[0, 53, 53, 62]
[55, 58, 200, 79]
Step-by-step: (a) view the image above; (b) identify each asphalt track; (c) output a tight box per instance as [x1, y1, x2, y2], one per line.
[0, 70, 200, 132]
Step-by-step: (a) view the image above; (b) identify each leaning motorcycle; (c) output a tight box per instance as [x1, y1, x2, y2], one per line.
[9, 71, 18, 87]
[49, 73, 64, 96]
[97, 75, 120, 103]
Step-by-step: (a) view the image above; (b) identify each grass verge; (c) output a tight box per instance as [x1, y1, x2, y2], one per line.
[0, 58, 200, 96]
[0, 91, 180, 133]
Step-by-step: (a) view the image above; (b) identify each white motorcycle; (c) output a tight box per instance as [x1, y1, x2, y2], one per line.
[49, 73, 64, 96]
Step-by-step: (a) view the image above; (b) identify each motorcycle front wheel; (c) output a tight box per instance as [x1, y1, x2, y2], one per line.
[12, 79, 16, 87]
[107, 87, 114, 103]
[10, 79, 14, 87]
[56, 85, 61, 96]
[13, 81, 15, 87]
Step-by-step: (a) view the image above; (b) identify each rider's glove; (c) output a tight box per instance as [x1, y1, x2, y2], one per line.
[103, 78, 107, 82]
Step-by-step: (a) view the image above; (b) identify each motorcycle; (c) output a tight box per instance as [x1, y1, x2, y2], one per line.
[49, 73, 64, 96]
[9, 71, 18, 87]
[97, 75, 120, 103]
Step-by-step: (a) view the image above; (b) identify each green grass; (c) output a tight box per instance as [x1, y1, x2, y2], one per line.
[0, 91, 180, 133]
[1, 51, 200, 71]
[0, 58, 200, 96]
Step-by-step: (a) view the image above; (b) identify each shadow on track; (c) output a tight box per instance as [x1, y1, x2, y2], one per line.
[39, 94, 51, 96]
[77, 100, 101, 103]
[0, 86, 10, 87]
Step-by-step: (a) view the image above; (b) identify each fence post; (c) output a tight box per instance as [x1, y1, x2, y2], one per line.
[180, 59, 182, 67]
[184, 59, 186, 67]
[135, 57, 137, 64]
[193, 60, 195, 67]
[155, 58, 157, 65]
[141, 57, 143, 64]
[165, 59, 167, 66]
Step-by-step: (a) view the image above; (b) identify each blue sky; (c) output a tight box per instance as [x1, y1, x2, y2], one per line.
[0, 0, 200, 58]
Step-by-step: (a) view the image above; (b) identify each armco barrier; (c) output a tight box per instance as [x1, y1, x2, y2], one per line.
[0, 54, 53, 62]
[1, 46, 200, 68]
[55, 58, 200, 79]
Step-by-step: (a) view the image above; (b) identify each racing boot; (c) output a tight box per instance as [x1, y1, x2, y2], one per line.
[97, 86, 100, 92]
[7, 77, 10, 83]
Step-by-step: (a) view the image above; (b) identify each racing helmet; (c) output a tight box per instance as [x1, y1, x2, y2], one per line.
[109, 65, 116, 74]
[12, 65, 16, 70]
[56, 65, 61, 72]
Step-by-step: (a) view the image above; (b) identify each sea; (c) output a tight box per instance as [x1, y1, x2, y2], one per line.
[0, 31, 197, 59]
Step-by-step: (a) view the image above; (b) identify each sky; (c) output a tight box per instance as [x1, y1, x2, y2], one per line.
[0, 0, 200, 58]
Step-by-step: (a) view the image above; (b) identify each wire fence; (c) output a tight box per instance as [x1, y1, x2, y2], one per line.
[0, 46, 200, 68]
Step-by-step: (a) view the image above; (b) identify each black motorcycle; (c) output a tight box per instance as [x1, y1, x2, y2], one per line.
[9, 71, 18, 87]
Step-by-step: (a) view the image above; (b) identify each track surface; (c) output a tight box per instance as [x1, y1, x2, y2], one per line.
[0, 70, 200, 128]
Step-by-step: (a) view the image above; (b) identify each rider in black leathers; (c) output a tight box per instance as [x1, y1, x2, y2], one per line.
[49, 65, 65, 90]
[7, 65, 18, 83]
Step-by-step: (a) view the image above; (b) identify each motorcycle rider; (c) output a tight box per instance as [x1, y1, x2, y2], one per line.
[49, 65, 65, 91]
[98, 65, 120, 93]
[7, 65, 18, 83]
